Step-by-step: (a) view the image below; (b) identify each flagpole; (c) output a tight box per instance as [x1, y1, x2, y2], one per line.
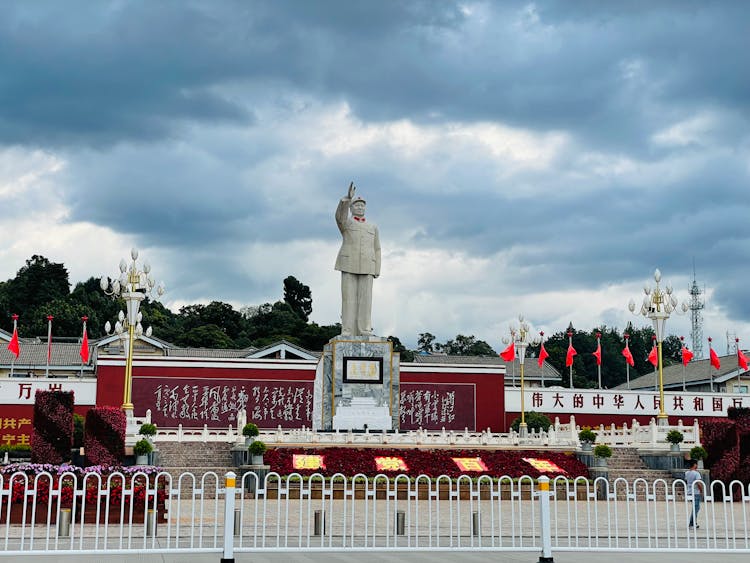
[539, 331, 545, 387]
[624, 331, 631, 390]
[9, 314, 18, 378]
[708, 337, 714, 392]
[80, 316, 88, 378]
[568, 330, 573, 389]
[680, 336, 686, 391]
[45, 315, 53, 377]
[596, 331, 602, 389]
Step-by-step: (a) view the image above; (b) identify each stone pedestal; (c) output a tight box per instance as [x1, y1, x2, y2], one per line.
[312, 336, 400, 431]
[333, 397, 392, 430]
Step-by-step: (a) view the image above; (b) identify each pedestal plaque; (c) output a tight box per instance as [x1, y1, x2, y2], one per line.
[312, 336, 400, 431]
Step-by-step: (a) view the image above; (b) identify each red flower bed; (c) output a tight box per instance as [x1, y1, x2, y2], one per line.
[264, 447, 588, 479]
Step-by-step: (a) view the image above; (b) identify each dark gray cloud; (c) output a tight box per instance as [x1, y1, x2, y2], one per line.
[2, 2, 748, 148]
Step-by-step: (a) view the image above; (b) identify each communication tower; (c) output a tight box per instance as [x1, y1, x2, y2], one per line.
[689, 263, 705, 358]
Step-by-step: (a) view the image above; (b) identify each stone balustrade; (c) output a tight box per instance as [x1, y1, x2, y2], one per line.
[138, 409, 701, 451]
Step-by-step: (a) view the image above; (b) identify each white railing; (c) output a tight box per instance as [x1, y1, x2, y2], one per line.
[145, 411, 701, 451]
[2, 470, 749, 554]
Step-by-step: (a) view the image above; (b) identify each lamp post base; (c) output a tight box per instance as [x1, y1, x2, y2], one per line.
[519, 422, 528, 438]
[656, 413, 669, 426]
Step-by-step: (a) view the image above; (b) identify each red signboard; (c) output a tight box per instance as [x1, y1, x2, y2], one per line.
[132, 377, 314, 428]
[399, 383, 475, 430]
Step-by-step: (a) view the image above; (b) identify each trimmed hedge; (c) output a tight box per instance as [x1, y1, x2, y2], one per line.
[84, 407, 126, 466]
[30, 390, 74, 465]
[700, 409, 750, 492]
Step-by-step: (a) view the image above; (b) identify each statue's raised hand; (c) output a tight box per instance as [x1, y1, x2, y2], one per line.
[347, 181, 356, 200]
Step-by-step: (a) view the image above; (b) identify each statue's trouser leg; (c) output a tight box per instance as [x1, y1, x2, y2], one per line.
[355, 274, 373, 335]
[341, 272, 357, 335]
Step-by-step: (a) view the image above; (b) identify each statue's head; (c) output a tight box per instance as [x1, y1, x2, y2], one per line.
[350, 196, 366, 217]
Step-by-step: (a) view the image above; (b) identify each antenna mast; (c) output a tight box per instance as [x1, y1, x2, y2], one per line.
[689, 260, 705, 358]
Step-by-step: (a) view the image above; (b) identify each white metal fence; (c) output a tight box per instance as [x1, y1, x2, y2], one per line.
[2, 470, 747, 557]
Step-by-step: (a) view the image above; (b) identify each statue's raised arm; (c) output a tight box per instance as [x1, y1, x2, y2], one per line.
[347, 181, 356, 200]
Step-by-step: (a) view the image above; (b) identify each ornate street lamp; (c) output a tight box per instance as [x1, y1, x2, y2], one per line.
[505, 315, 540, 437]
[101, 248, 164, 416]
[628, 268, 687, 425]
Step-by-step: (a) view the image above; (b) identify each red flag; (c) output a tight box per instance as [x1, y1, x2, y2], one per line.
[622, 345, 634, 366]
[565, 343, 577, 367]
[592, 342, 602, 366]
[648, 345, 658, 366]
[738, 349, 747, 371]
[537, 342, 549, 367]
[710, 347, 721, 370]
[500, 341, 515, 361]
[80, 325, 90, 364]
[7, 326, 20, 358]
[681, 347, 694, 366]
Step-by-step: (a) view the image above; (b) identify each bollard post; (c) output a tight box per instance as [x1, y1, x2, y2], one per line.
[471, 511, 480, 537]
[314, 510, 325, 536]
[538, 475, 554, 563]
[234, 507, 241, 536]
[395, 510, 405, 535]
[58, 508, 71, 538]
[221, 471, 237, 563]
[146, 508, 157, 536]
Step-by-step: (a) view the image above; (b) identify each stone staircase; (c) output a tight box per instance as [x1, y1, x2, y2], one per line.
[604, 447, 682, 500]
[154, 441, 236, 496]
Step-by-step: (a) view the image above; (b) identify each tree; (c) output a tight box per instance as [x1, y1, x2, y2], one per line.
[417, 332, 436, 353]
[662, 334, 683, 364]
[1, 256, 70, 333]
[441, 334, 496, 356]
[178, 301, 245, 342]
[283, 276, 313, 322]
[387, 335, 414, 362]
[178, 324, 234, 349]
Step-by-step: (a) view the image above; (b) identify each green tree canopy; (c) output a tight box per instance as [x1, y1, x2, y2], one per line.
[283, 276, 313, 322]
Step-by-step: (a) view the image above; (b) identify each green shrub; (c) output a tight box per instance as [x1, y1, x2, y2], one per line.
[138, 423, 157, 437]
[248, 440, 267, 456]
[689, 445, 708, 460]
[133, 438, 153, 456]
[666, 430, 684, 444]
[593, 444, 612, 458]
[578, 427, 598, 443]
[509, 411, 552, 433]
[242, 423, 259, 438]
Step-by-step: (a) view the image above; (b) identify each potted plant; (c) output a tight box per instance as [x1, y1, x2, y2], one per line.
[248, 440, 267, 465]
[133, 438, 153, 465]
[578, 427, 597, 451]
[666, 430, 684, 452]
[690, 445, 708, 468]
[242, 423, 259, 446]
[593, 444, 612, 467]
[138, 423, 157, 445]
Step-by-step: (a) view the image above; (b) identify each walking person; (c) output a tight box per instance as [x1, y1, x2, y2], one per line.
[686, 459, 704, 528]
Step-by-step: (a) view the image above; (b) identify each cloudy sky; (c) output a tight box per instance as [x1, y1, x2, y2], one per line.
[1, 1, 748, 352]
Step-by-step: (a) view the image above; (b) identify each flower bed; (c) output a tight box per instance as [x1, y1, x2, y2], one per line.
[263, 447, 588, 479]
[0, 463, 167, 525]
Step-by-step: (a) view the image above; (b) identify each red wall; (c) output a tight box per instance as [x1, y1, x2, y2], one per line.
[96, 359, 506, 431]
